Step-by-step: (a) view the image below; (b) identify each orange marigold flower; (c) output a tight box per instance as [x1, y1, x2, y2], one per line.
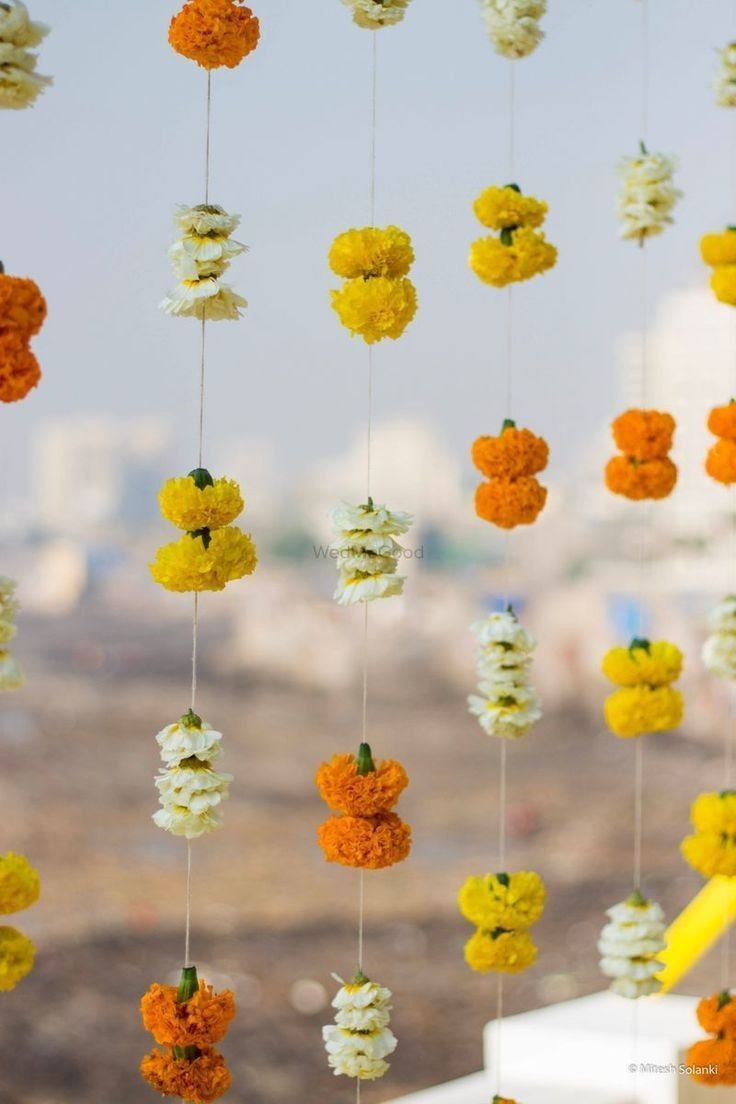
[605, 455, 678, 500]
[696, 991, 736, 1038]
[317, 812, 411, 869]
[140, 1047, 232, 1103]
[0, 275, 47, 339]
[315, 753, 408, 817]
[141, 981, 236, 1049]
[706, 439, 736, 485]
[0, 332, 40, 403]
[687, 1037, 736, 1085]
[708, 402, 736, 441]
[611, 409, 675, 461]
[474, 477, 547, 529]
[169, 0, 260, 70]
[471, 423, 549, 480]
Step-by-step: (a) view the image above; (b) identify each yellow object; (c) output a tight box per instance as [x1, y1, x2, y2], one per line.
[701, 231, 736, 267]
[0, 853, 40, 916]
[469, 228, 557, 288]
[464, 928, 537, 974]
[602, 640, 683, 688]
[158, 475, 243, 532]
[0, 925, 35, 991]
[604, 684, 683, 738]
[658, 877, 736, 992]
[458, 871, 546, 932]
[711, 266, 736, 306]
[473, 186, 547, 231]
[328, 227, 414, 280]
[150, 526, 257, 592]
[330, 275, 417, 344]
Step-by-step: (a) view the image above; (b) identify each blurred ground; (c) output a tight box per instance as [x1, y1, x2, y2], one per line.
[0, 596, 727, 1103]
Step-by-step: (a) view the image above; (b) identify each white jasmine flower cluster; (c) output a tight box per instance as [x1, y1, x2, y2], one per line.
[340, 0, 411, 30]
[467, 609, 542, 739]
[0, 1, 51, 110]
[598, 894, 666, 999]
[153, 710, 232, 839]
[331, 499, 413, 607]
[479, 0, 546, 60]
[703, 596, 736, 680]
[715, 42, 736, 108]
[160, 204, 248, 321]
[0, 578, 23, 692]
[323, 977, 397, 1080]
[616, 147, 681, 241]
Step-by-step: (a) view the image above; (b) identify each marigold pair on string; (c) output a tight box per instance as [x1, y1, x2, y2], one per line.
[705, 400, 736, 485]
[457, 870, 546, 974]
[597, 891, 666, 999]
[0, 0, 51, 110]
[469, 185, 557, 288]
[329, 226, 418, 344]
[602, 638, 684, 739]
[687, 991, 736, 1086]
[0, 270, 46, 403]
[150, 468, 257, 593]
[681, 792, 736, 879]
[140, 966, 236, 1104]
[472, 420, 549, 528]
[605, 409, 677, 500]
[701, 230, 736, 307]
[0, 851, 40, 992]
[468, 608, 541, 739]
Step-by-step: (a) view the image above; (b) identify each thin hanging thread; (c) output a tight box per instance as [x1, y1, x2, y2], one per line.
[721, 495, 736, 987]
[633, 740, 643, 890]
[184, 67, 214, 973]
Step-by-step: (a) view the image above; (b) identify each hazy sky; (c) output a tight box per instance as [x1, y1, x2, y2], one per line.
[4, 0, 736, 498]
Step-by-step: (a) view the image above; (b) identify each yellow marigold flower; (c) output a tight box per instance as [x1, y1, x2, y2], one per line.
[604, 685, 683, 739]
[328, 226, 414, 280]
[681, 832, 736, 878]
[0, 925, 35, 991]
[0, 853, 40, 916]
[690, 792, 736, 836]
[601, 640, 683, 688]
[464, 928, 537, 974]
[473, 185, 548, 231]
[150, 526, 257, 593]
[469, 229, 557, 288]
[159, 473, 244, 532]
[458, 871, 546, 932]
[712, 266, 736, 306]
[701, 230, 736, 267]
[331, 276, 417, 344]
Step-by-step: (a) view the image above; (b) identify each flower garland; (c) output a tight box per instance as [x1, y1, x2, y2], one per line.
[597, 891, 666, 999]
[467, 609, 541, 739]
[715, 42, 736, 109]
[140, 966, 236, 1103]
[705, 400, 736, 484]
[0, 851, 40, 991]
[469, 185, 557, 288]
[682, 792, 736, 878]
[142, 11, 260, 1102]
[161, 205, 248, 322]
[323, 974, 397, 1080]
[701, 230, 736, 307]
[169, 0, 260, 69]
[0, 269, 46, 403]
[602, 638, 684, 739]
[316, 745, 411, 871]
[703, 596, 736, 680]
[340, 0, 412, 30]
[150, 470, 257, 593]
[687, 991, 736, 1086]
[472, 420, 549, 528]
[458, 871, 546, 974]
[0, 576, 24, 691]
[604, 408, 678, 501]
[615, 145, 681, 242]
[329, 226, 418, 344]
[330, 499, 413, 606]
[478, 0, 546, 61]
[0, 0, 51, 111]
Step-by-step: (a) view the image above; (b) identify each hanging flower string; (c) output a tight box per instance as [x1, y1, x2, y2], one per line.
[0, 851, 40, 992]
[0, 268, 46, 404]
[715, 42, 736, 109]
[331, 500, 413, 606]
[329, 226, 418, 344]
[469, 184, 557, 288]
[704, 401, 736, 484]
[323, 974, 397, 1080]
[0, 576, 24, 691]
[605, 408, 677, 501]
[0, 0, 51, 111]
[598, 891, 666, 999]
[478, 0, 546, 60]
[142, 5, 260, 1101]
[458, 871, 546, 974]
[467, 608, 541, 739]
[340, 0, 412, 29]
[602, 638, 684, 739]
[703, 595, 736, 680]
[616, 145, 681, 242]
[472, 420, 549, 528]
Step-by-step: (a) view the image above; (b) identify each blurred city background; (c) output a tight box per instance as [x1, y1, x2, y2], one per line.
[3, 0, 736, 1101]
